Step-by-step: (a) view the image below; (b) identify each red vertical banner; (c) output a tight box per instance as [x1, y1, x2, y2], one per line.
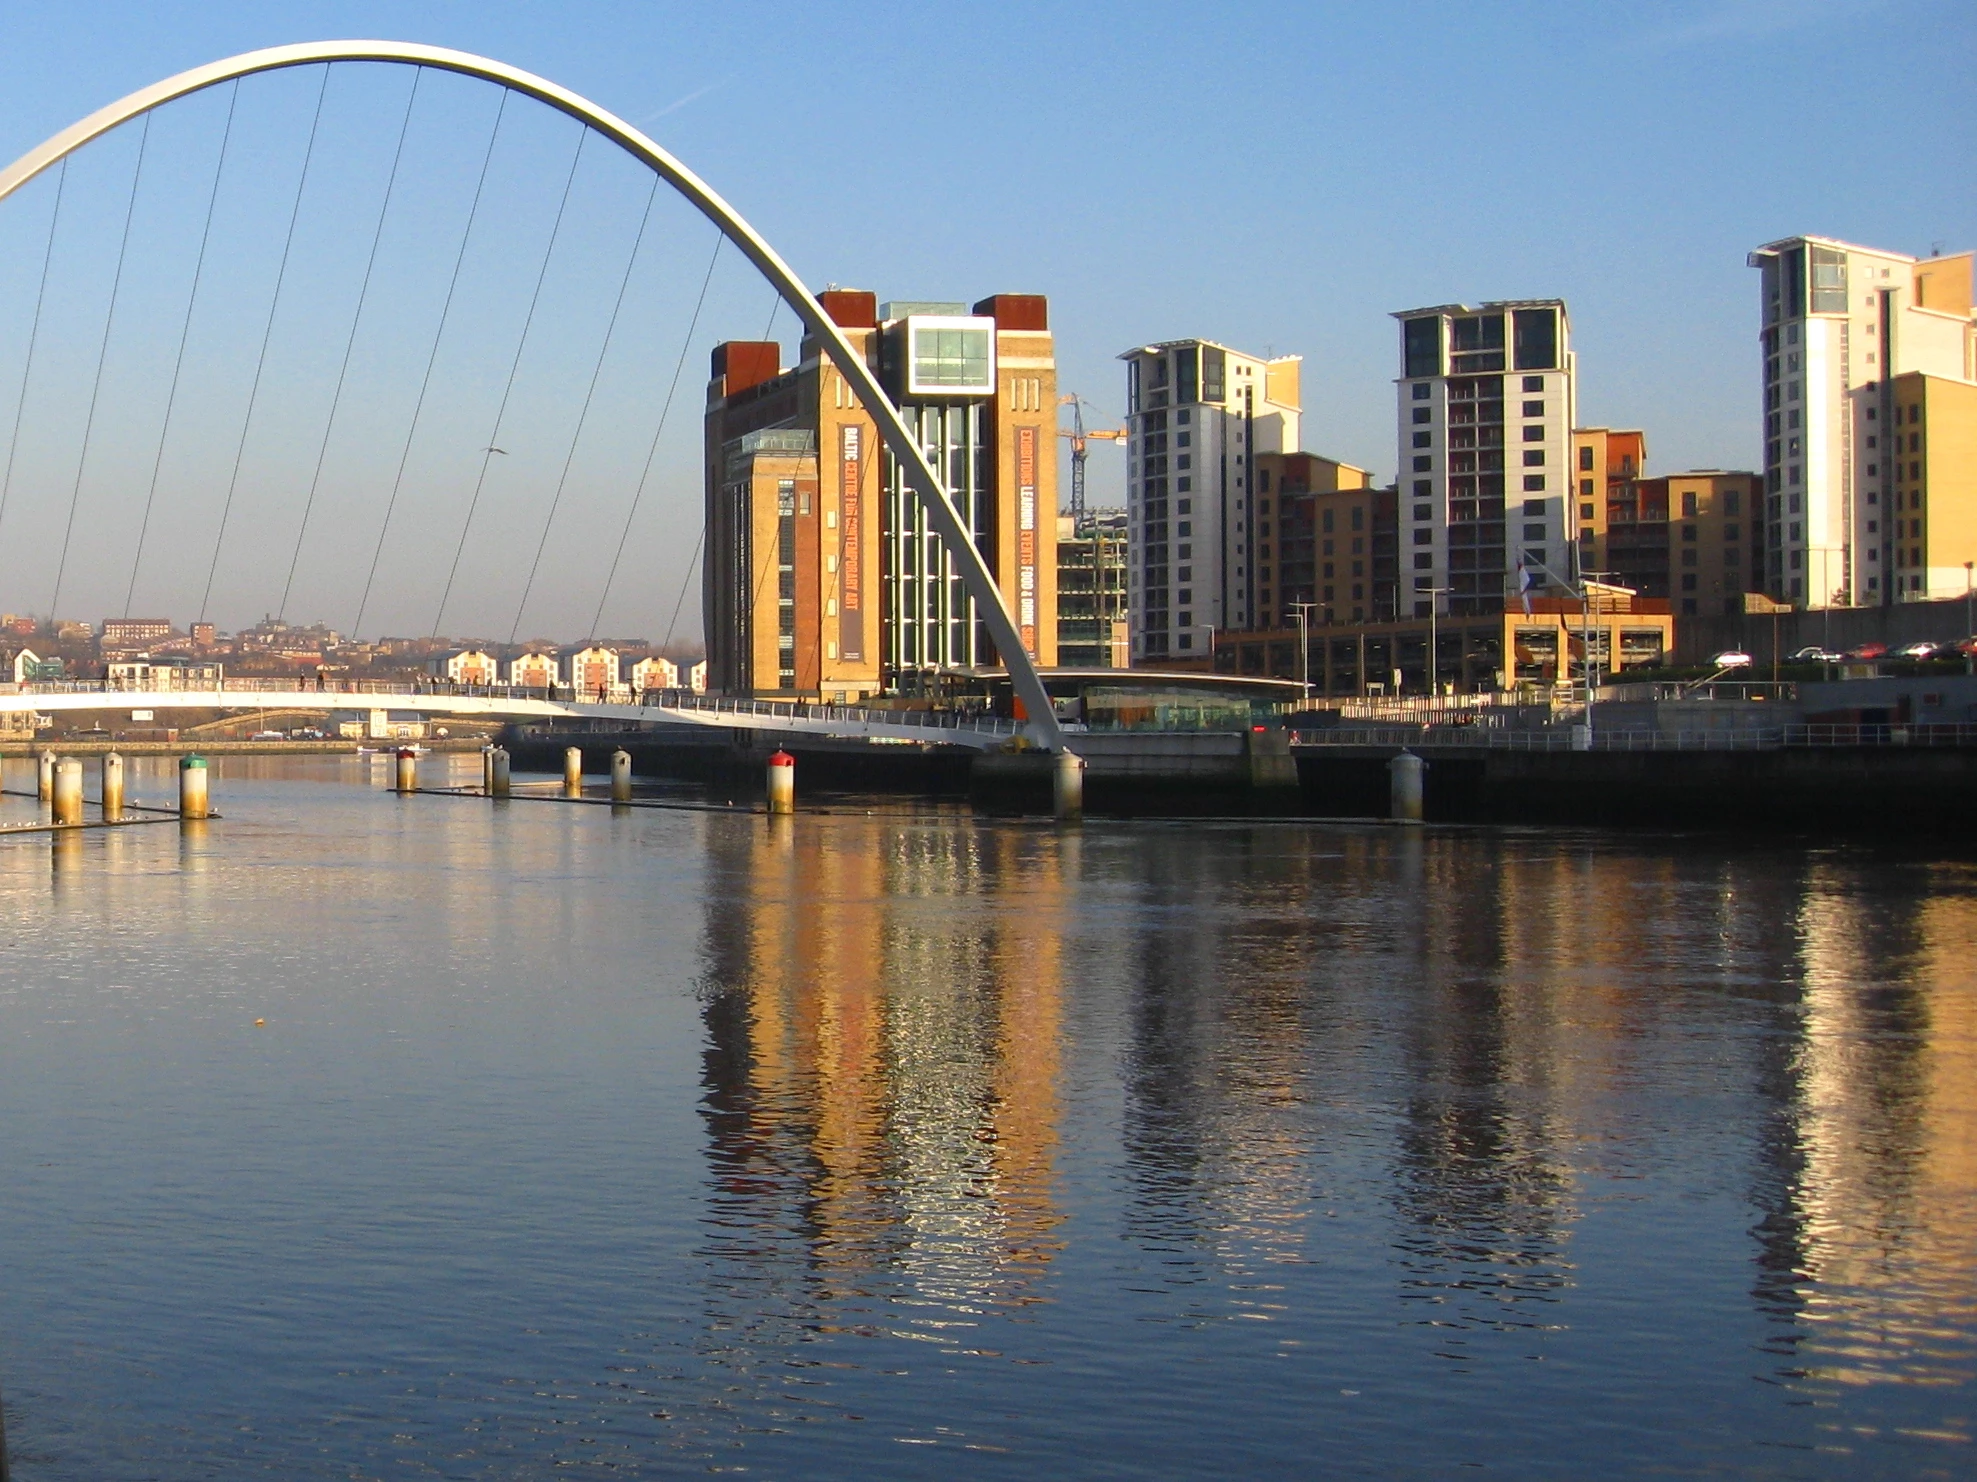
[1017, 425, 1038, 656]
[840, 424, 863, 661]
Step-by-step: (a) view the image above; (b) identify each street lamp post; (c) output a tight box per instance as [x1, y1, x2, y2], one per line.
[1421, 587, 1451, 698]
[1288, 601, 1319, 703]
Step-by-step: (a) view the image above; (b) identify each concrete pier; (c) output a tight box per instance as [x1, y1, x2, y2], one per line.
[102, 752, 124, 820]
[51, 758, 83, 826]
[563, 747, 583, 797]
[395, 748, 418, 793]
[490, 747, 511, 798]
[1387, 751, 1425, 822]
[1053, 749, 1085, 821]
[611, 749, 632, 803]
[38, 749, 55, 802]
[179, 755, 209, 820]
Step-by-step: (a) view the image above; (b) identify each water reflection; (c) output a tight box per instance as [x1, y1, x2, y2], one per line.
[695, 814, 1069, 1357]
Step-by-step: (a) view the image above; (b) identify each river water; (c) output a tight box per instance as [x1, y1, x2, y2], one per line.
[0, 754, 1971, 1478]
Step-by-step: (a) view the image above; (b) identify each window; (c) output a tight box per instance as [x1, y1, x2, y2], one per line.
[1523, 425, 1544, 442]
[1410, 382, 1433, 403]
[1523, 474, 1546, 491]
[1177, 589, 1192, 605]
[1176, 409, 1190, 424]
[1579, 446, 1595, 472]
[1403, 317, 1442, 380]
[1682, 524, 1698, 542]
[1725, 490, 1741, 515]
[1682, 549, 1698, 567]
[1522, 401, 1544, 417]
[1522, 376, 1545, 393]
[1412, 407, 1431, 424]
[1513, 312, 1558, 371]
[1523, 523, 1546, 539]
[1523, 450, 1545, 466]
[1412, 502, 1431, 520]
[1412, 432, 1431, 448]
[1321, 512, 1332, 533]
[1351, 508, 1364, 531]
[1177, 499, 1191, 513]
[1413, 456, 1431, 472]
[1580, 503, 1595, 520]
[1178, 521, 1191, 536]
[1523, 498, 1545, 514]
[1176, 431, 1191, 447]
[1681, 573, 1698, 591]
[1178, 566, 1192, 581]
[1177, 477, 1191, 492]
[1178, 613, 1192, 629]
[1413, 479, 1431, 496]
[1413, 529, 1432, 545]
[907, 321, 993, 392]
[1724, 523, 1740, 540]
[1413, 553, 1433, 569]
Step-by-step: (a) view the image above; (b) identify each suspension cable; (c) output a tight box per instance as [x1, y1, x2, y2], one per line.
[430, 125, 587, 639]
[122, 79, 239, 618]
[352, 87, 509, 639]
[0, 157, 67, 550]
[657, 292, 774, 653]
[276, 67, 421, 622]
[507, 173, 658, 645]
[48, 114, 151, 618]
[586, 231, 723, 641]
[196, 63, 331, 624]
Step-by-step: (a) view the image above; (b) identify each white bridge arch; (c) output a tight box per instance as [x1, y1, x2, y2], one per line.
[0, 40, 1066, 751]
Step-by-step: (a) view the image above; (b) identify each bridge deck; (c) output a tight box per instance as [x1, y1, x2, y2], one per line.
[0, 684, 1023, 751]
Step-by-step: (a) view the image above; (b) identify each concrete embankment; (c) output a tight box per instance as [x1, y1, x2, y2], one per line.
[1297, 745, 1977, 834]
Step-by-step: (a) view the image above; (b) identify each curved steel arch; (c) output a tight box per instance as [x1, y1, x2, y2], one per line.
[0, 40, 1066, 749]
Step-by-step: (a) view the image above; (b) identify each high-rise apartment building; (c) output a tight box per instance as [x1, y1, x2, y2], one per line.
[1118, 340, 1301, 661]
[704, 291, 1057, 698]
[1391, 300, 1575, 617]
[1250, 452, 1385, 624]
[1746, 238, 1977, 607]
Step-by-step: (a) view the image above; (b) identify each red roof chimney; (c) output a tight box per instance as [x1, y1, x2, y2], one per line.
[710, 341, 782, 396]
[972, 294, 1048, 331]
[818, 289, 878, 329]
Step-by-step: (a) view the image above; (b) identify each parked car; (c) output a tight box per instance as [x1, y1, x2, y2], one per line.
[249, 729, 285, 741]
[1846, 642, 1889, 661]
[1712, 651, 1754, 669]
[1897, 640, 1945, 659]
[1791, 646, 1843, 663]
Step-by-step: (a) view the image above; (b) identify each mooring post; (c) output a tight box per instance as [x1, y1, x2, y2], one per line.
[179, 754, 209, 820]
[102, 752, 125, 820]
[1053, 749, 1085, 822]
[611, 748, 632, 803]
[1388, 750, 1426, 823]
[38, 748, 55, 802]
[52, 757, 83, 826]
[482, 745, 495, 794]
[490, 747, 511, 798]
[395, 747, 418, 794]
[767, 749, 795, 815]
[563, 746, 583, 797]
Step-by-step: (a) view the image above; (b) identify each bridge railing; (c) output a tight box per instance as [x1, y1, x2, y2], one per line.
[1291, 723, 1977, 751]
[0, 677, 1028, 739]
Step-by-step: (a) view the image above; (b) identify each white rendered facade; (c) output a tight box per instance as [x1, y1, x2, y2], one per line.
[1118, 340, 1300, 661]
[1747, 237, 1977, 607]
[1391, 301, 1575, 618]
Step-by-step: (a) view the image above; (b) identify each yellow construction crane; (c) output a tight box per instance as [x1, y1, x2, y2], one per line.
[1058, 393, 1127, 523]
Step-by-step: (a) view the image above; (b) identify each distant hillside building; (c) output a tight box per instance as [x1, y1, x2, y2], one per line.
[508, 651, 558, 688]
[630, 654, 679, 692]
[566, 646, 620, 697]
[100, 617, 173, 650]
[435, 649, 497, 685]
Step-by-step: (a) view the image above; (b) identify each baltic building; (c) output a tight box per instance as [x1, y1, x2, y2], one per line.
[704, 291, 1058, 698]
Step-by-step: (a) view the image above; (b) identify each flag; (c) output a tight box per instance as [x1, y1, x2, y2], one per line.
[1516, 557, 1534, 616]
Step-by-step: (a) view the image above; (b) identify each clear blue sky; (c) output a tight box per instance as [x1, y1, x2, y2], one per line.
[0, 0, 1969, 642]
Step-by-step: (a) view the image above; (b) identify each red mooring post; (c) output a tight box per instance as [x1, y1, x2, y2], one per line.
[767, 750, 795, 814]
